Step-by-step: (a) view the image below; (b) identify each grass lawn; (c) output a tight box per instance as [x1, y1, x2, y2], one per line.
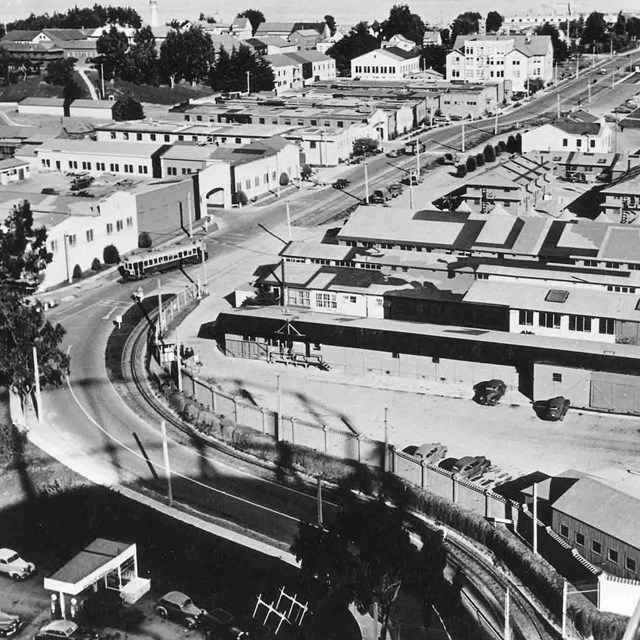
[110, 79, 213, 105]
[0, 73, 88, 102]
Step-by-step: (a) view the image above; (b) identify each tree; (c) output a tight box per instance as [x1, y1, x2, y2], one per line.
[485, 11, 503, 34]
[103, 245, 120, 264]
[236, 9, 265, 36]
[113, 96, 144, 121]
[125, 26, 158, 85]
[352, 137, 379, 156]
[457, 164, 467, 177]
[43, 57, 76, 86]
[450, 12, 481, 41]
[420, 45, 446, 75]
[96, 26, 128, 80]
[581, 12, 607, 47]
[324, 15, 337, 37]
[535, 23, 569, 62]
[301, 164, 312, 180]
[626, 17, 640, 39]
[327, 22, 379, 76]
[292, 494, 428, 639]
[159, 26, 214, 87]
[439, 27, 451, 49]
[208, 45, 274, 93]
[138, 232, 152, 248]
[7, 5, 141, 30]
[0, 200, 70, 397]
[506, 134, 517, 153]
[475, 152, 485, 167]
[381, 4, 426, 47]
[484, 144, 496, 162]
[466, 155, 477, 172]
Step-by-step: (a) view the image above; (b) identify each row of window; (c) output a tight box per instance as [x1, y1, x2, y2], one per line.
[287, 289, 384, 309]
[166, 167, 193, 176]
[518, 310, 615, 334]
[49, 218, 133, 253]
[42, 158, 149, 175]
[559, 524, 636, 572]
[109, 130, 247, 145]
[353, 65, 399, 74]
[562, 138, 597, 148]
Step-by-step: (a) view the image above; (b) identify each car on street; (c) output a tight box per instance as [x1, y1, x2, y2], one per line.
[0, 548, 35, 580]
[598, 68, 608, 75]
[202, 608, 249, 640]
[401, 172, 423, 186]
[370, 188, 391, 204]
[34, 620, 98, 640]
[403, 443, 447, 464]
[332, 178, 350, 189]
[534, 396, 571, 421]
[388, 183, 404, 197]
[386, 149, 401, 158]
[451, 456, 491, 480]
[449, 114, 463, 121]
[473, 379, 506, 406]
[0, 611, 21, 637]
[155, 591, 207, 629]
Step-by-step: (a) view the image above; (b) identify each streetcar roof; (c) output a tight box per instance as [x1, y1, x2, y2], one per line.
[123, 240, 203, 263]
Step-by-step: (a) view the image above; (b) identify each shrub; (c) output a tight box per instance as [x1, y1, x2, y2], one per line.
[495, 145, 502, 157]
[498, 140, 507, 152]
[72, 264, 83, 280]
[0, 423, 27, 464]
[279, 172, 290, 186]
[235, 190, 248, 206]
[301, 164, 312, 180]
[476, 153, 485, 167]
[103, 244, 120, 264]
[466, 156, 477, 172]
[484, 144, 496, 162]
[138, 232, 152, 249]
[515, 133, 522, 153]
[91, 257, 102, 271]
[457, 164, 467, 177]
[506, 135, 518, 153]
[352, 137, 379, 157]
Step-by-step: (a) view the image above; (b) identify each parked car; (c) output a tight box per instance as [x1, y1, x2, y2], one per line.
[598, 68, 608, 75]
[370, 188, 391, 204]
[0, 548, 35, 580]
[388, 183, 404, 197]
[332, 178, 350, 190]
[449, 114, 463, 121]
[401, 172, 423, 186]
[202, 608, 249, 640]
[534, 396, 571, 421]
[34, 620, 98, 640]
[0, 611, 21, 637]
[386, 149, 400, 158]
[473, 379, 506, 406]
[403, 442, 447, 464]
[452, 456, 491, 480]
[155, 591, 207, 629]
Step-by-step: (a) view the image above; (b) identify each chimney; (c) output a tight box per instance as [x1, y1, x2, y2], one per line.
[149, 0, 159, 28]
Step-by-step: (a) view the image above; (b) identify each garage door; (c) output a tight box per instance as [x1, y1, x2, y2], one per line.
[590, 371, 640, 414]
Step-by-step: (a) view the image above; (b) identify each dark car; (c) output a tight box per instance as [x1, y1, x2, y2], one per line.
[155, 591, 207, 629]
[202, 608, 249, 640]
[388, 183, 404, 197]
[534, 396, 571, 421]
[332, 178, 350, 189]
[452, 456, 491, 480]
[403, 442, 447, 464]
[473, 379, 506, 406]
[0, 611, 20, 637]
[34, 620, 98, 640]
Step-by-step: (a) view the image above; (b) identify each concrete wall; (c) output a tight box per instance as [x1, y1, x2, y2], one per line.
[598, 574, 640, 616]
[533, 363, 591, 406]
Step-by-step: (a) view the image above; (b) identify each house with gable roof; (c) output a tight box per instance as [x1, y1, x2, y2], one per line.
[351, 47, 420, 81]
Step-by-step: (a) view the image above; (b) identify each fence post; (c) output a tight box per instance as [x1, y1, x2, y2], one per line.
[290, 417, 297, 444]
[323, 424, 328, 454]
[233, 396, 239, 424]
[421, 460, 427, 489]
[357, 434, 362, 463]
[485, 490, 492, 518]
[210, 386, 216, 413]
[452, 475, 458, 503]
[261, 407, 267, 434]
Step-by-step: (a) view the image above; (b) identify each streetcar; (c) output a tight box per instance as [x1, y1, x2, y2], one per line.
[120, 239, 208, 280]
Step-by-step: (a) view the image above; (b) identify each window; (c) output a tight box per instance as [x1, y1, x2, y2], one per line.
[592, 540, 602, 555]
[123, 132, 129, 140]
[288, 289, 310, 306]
[164, 134, 170, 142]
[310, 140, 317, 149]
[264, 173, 269, 183]
[315, 292, 337, 308]
[539, 312, 561, 329]
[110, 132, 116, 139]
[97, 162, 105, 171]
[562, 138, 568, 147]
[575, 532, 585, 546]
[519, 310, 534, 325]
[609, 549, 619, 564]
[254, 177, 259, 187]
[569, 315, 591, 332]
[576, 139, 582, 147]
[106, 223, 113, 235]
[590, 140, 595, 148]
[150, 134, 156, 141]
[344, 295, 357, 303]
[126, 216, 133, 227]
[67, 234, 76, 247]
[605, 262, 620, 269]
[85, 229, 94, 242]
[552, 373, 562, 383]
[627, 558, 637, 573]
[245, 179, 251, 189]
[116, 220, 123, 232]
[136, 133, 142, 141]
[139, 165, 147, 174]
[560, 524, 569, 537]
[599, 318, 615, 335]
[50, 240, 58, 253]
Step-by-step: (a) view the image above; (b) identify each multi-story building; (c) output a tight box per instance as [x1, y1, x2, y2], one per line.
[351, 47, 421, 81]
[446, 34, 553, 93]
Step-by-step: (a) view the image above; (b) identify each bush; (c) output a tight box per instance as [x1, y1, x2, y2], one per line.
[352, 137, 379, 157]
[457, 164, 467, 177]
[103, 244, 120, 264]
[138, 232, 152, 249]
[495, 145, 502, 157]
[91, 257, 102, 271]
[72, 264, 83, 280]
[301, 164, 312, 180]
[279, 172, 290, 186]
[0, 423, 27, 464]
[506, 135, 518, 153]
[498, 140, 507, 152]
[466, 156, 477, 172]
[476, 153, 485, 167]
[484, 144, 496, 162]
[235, 190, 248, 206]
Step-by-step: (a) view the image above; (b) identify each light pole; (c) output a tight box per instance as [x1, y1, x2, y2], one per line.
[63, 234, 72, 284]
[246, 70, 251, 95]
[160, 420, 173, 507]
[285, 200, 292, 240]
[364, 161, 369, 203]
[32, 346, 42, 423]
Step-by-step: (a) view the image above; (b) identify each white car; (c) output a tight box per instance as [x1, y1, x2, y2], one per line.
[0, 548, 35, 580]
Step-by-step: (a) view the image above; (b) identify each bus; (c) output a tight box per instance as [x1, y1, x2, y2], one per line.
[120, 239, 208, 281]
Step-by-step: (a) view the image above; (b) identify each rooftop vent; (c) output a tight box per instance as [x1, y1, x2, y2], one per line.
[545, 289, 569, 303]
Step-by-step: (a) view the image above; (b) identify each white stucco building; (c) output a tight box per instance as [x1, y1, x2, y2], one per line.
[521, 114, 614, 154]
[351, 47, 421, 81]
[446, 34, 553, 93]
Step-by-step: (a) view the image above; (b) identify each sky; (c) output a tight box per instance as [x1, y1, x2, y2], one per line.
[0, 0, 635, 28]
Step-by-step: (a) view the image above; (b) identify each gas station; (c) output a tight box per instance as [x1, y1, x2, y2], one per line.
[43, 538, 150, 620]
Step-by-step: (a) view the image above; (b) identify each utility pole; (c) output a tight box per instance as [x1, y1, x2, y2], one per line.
[160, 420, 173, 507]
[561, 581, 568, 638]
[557, 93, 561, 118]
[33, 346, 42, 423]
[588, 81, 591, 103]
[383, 407, 389, 472]
[175, 327, 183, 392]
[100, 63, 105, 99]
[157, 278, 163, 334]
[416, 142, 421, 177]
[246, 70, 250, 95]
[576, 54, 579, 78]
[364, 161, 369, 203]
[612, 66, 615, 90]
[554, 62, 558, 86]
[285, 200, 292, 240]
[317, 477, 323, 525]
[200, 240, 207, 292]
[461, 121, 465, 153]
[532, 482, 538, 555]
[409, 179, 414, 210]
[494, 111, 498, 135]
[186, 192, 193, 238]
[276, 374, 282, 441]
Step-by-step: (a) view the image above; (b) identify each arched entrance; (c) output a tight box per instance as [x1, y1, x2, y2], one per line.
[206, 187, 226, 208]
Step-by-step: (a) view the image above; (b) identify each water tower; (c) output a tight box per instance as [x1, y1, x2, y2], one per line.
[149, 0, 159, 27]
